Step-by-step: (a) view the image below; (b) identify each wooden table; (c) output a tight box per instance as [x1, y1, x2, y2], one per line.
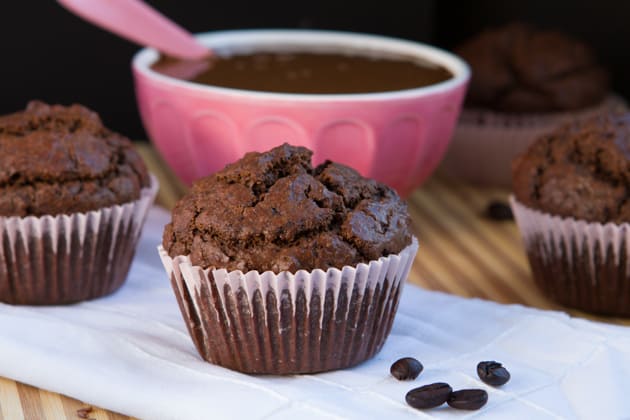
[2, 144, 628, 419]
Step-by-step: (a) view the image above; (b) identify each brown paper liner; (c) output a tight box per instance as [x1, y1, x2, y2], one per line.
[159, 237, 418, 374]
[440, 95, 628, 187]
[0, 175, 159, 305]
[511, 197, 630, 316]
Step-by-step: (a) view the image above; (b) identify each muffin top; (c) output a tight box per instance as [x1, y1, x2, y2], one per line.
[512, 113, 630, 223]
[163, 144, 412, 273]
[0, 101, 150, 217]
[455, 23, 608, 113]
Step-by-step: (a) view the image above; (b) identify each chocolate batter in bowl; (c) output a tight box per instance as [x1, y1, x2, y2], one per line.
[152, 50, 453, 94]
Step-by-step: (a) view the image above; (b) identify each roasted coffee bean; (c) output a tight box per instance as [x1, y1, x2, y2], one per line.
[447, 389, 488, 410]
[405, 382, 453, 409]
[390, 357, 423, 380]
[485, 201, 513, 221]
[477, 361, 510, 386]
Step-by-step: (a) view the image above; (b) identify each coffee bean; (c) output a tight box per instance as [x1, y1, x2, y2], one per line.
[390, 357, 423, 380]
[477, 361, 510, 386]
[485, 201, 513, 221]
[405, 382, 452, 409]
[447, 389, 488, 410]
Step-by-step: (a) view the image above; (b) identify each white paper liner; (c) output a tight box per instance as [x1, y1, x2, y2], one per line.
[0, 175, 159, 305]
[440, 95, 628, 186]
[159, 237, 418, 374]
[510, 196, 630, 316]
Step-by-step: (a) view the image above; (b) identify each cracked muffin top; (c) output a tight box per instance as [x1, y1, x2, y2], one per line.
[0, 101, 150, 217]
[512, 113, 630, 223]
[163, 144, 413, 272]
[455, 23, 608, 113]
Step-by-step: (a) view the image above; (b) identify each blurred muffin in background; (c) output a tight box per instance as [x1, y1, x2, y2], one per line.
[510, 112, 630, 316]
[441, 22, 626, 186]
[0, 101, 158, 305]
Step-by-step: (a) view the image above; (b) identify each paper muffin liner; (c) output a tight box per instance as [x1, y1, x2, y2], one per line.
[511, 197, 630, 316]
[0, 175, 159, 305]
[440, 94, 628, 187]
[159, 237, 418, 374]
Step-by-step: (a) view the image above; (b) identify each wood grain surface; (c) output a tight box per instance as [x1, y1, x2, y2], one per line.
[2, 144, 627, 419]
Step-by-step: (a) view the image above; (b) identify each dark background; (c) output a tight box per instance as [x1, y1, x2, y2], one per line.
[2, 0, 629, 139]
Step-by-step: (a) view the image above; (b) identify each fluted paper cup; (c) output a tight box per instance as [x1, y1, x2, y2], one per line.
[441, 95, 627, 187]
[511, 197, 630, 316]
[159, 237, 418, 374]
[0, 175, 159, 305]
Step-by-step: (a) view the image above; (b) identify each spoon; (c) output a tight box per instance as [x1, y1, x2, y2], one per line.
[57, 0, 210, 60]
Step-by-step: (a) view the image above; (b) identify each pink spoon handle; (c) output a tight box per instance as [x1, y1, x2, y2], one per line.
[57, 0, 209, 59]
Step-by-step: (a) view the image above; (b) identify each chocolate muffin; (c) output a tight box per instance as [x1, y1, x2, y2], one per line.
[457, 23, 608, 113]
[513, 114, 630, 222]
[511, 113, 630, 316]
[163, 143, 411, 272]
[441, 23, 625, 186]
[0, 101, 150, 216]
[0, 102, 158, 305]
[159, 144, 418, 374]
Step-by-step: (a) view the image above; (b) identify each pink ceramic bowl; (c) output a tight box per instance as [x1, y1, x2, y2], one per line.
[133, 30, 470, 197]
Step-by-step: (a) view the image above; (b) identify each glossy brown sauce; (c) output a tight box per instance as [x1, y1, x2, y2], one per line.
[152, 51, 453, 94]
